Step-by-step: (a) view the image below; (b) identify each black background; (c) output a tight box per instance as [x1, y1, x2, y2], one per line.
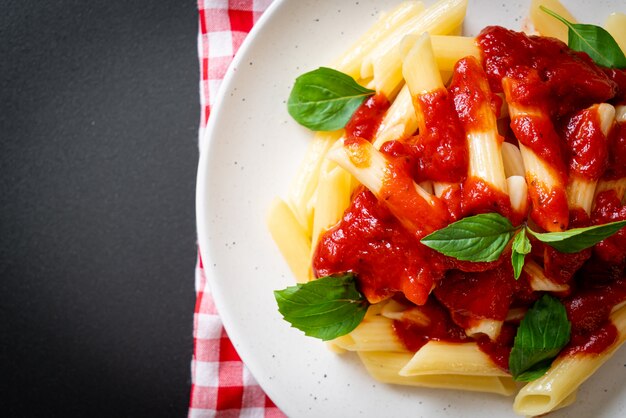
[1, 1, 198, 416]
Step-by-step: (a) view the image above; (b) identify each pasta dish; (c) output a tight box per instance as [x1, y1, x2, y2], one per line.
[267, 0, 626, 415]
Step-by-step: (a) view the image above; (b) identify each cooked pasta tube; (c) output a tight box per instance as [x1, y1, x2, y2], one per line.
[465, 319, 503, 342]
[450, 56, 508, 195]
[506, 175, 529, 218]
[400, 341, 509, 376]
[501, 142, 525, 178]
[310, 161, 353, 251]
[616, 105, 626, 123]
[529, 0, 577, 42]
[287, 130, 343, 233]
[339, 314, 408, 352]
[503, 77, 569, 231]
[429, 35, 479, 72]
[595, 179, 626, 202]
[401, 32, 443, 101]
[401, 32, 458, 198]
[372, 84, 417, 149]
[328, 138, 449, 236]
[605, 12, 626, 54]
[333, 1, 426, 79]
[266, 198, 312, 282]
[566, 103, 615, 215]
[523, 259, 570, 293]
[363, 0, 468, 97]
[514, 304, 626, 416]
[358, 351, 517, 395]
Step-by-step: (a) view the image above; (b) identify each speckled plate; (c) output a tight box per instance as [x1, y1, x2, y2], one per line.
[196, 1, 626, 416]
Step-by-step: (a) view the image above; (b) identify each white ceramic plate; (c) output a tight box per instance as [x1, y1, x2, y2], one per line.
[196, 1, 625, 416]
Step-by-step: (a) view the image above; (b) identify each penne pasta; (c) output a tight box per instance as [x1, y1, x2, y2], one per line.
[267, 198, 312, 282]
[358, 351, 517, 395]
[529, 0, 577, 41]
[400, 341, 508, 376]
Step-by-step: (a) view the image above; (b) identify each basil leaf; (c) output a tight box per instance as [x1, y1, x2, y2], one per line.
[287, 67, 375, 131]
[509, 295, 571, 382]
[511, 229, 531, 280]
[541, 6, 626, 68]
[526, 220, 626, 253]
[274, 273, 369, 341]
[420, 213, 516, 262]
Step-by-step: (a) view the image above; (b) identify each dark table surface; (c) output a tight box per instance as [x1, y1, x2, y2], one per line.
[1, 1, 198, 416]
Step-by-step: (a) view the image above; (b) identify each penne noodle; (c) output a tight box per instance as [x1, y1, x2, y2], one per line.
[343, 314, 408, 352]
[501, 142, 525, 178]
[529, 0, 577, 42]
[429, 35, 479, 72]
[465, 319, 503, 342]
[310, 161, 353, 251]
[503, 77, 569, 231]
[358, 351, 517, 395]
[506, 175, 529, 217]
[328, 138, 449, 236]
[523, 259, 570, 293]
[363, 0, 469, 97]
[333, 1, 427, 79]
[372, 84, 418, 149]
[266, 198, 312, 282]
[287, 131, 343, 233]
[566, 104, 615, 215]
[400, 341, 509, 376]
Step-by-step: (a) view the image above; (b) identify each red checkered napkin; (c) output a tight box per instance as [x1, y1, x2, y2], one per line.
[190, 1, 284, 417]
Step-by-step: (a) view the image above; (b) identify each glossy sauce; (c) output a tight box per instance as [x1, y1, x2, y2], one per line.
[345, 93, 390, 143]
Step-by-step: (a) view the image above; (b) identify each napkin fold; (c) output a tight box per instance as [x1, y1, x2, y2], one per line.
[190, 1, 283, 417]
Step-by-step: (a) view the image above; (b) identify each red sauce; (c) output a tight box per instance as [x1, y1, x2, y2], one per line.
[591, 191, 626, 268]
[603, 122, 626, 180]
[477, 26, 616, 117]
[312, 189, 446, 305]
[477, 324, 517, 371]
[393, 297, 469, 352]
[461, 177, 518, 224]
[449, 56, 501, 133]
[379, 152, 450, 238]
[562, 278, 626, 355]
[345, 93, 390, 143]
[434, 264, 517, 327]
[563, 107, 608, 180]
[526, 181, 570, 232]
[410, 88, 468, 183]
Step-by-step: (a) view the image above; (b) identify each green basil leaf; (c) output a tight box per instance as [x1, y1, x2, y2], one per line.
[274, 273, 369, 341]
[420, 213, 516, 262]
[509, 295, 571, 382]
[287, 67, 375, 131]
[541, 6, 626, 68]
[526, 220, 626, 253]
[511, 229, 531, 280]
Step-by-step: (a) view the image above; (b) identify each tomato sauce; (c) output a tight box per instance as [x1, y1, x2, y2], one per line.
[410, 88, 468, 183]
[345, 93, 390, 143]
[312, 189, 447, 306]
[477, 26, 616, 117]
[393, 298, 469, 352]
[562, 278, 626, 355]
[603, 122, 626, 180]
[563, 107, 608, 180]
[312, 25, 626, 371]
